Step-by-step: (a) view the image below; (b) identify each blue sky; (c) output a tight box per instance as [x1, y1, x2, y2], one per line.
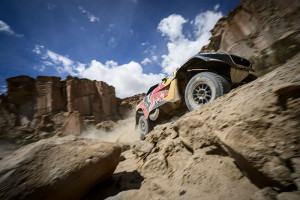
[0, 0, 240, 97]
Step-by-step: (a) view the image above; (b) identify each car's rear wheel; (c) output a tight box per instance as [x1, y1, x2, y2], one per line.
[185, 72, 230, 110]
[138, 115, 152, 140]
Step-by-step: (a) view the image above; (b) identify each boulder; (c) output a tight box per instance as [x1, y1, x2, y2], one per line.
[0, 136, 122, 200]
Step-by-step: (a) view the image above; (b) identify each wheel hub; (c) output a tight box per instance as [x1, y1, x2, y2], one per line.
[192, 83, 212, 105]
[140, 121, 146, 132]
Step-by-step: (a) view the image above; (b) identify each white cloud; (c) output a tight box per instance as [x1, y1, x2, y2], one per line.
[158, 14, 187, 42]
[32, 45, 85, 76]
[32, 45, 44, 54]
[143, 44, 157, 54]
[0, 85, 7, 94]
[78, 7, 100, 22]
[81, 60, 164, 97]
[33, 45, 164, 97]
[194, 11, 222, 37]
[158, 10, 222, 74]
[33, 65, 46, 72]
[108, 37, 116, 47]
[0, 20, 23, 38]
[141, 58, 152, 65]
[42, 61, 53, 66]
[214, 4, 220, 11]
[152, 55, 158, 61]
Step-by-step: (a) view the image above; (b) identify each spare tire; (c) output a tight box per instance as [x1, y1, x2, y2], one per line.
[185, 72, 230, 110]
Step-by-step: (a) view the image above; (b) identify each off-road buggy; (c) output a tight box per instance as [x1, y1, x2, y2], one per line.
[136, 52, 255, 139]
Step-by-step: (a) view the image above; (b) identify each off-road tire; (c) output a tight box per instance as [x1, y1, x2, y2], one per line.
[138, 115, 152, 140]
[185, 72, 230, 110]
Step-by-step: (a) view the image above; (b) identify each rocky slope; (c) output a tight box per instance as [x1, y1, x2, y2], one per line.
[201, 0, 300, 75]
[86, 53, 300, 200]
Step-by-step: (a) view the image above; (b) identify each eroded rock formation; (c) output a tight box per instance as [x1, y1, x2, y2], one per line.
[0, 76, 128, 146]
[201, 0, 300, 75]
[1, 75, 117, 124]
[0, 75, 145, 146]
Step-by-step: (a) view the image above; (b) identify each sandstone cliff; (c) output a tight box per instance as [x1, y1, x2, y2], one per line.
[201, 0, 300, 75]
[1, 75, 117, 125]
[0, 75, 141, 146]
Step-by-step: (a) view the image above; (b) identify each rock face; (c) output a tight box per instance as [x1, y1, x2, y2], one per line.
[0, 76, 128, 145]
[35, 76, 66, 116]
[7, 75, 117, 124]
[66, 77, 117, 122]
[6, 75, 36, 125]
[0, 136, 122, 200]
[60, 111, 84, 136]
[201, 0, 300, 75]
[100, 53, 300, 200]
[117, 93, 145, 118]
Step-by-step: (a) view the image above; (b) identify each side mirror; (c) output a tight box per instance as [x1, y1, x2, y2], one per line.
[162, 77, 167, 82]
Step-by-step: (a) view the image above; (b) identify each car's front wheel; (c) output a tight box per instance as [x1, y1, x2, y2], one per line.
[185, 72, 230, 110]
[138, 115, 152, 140]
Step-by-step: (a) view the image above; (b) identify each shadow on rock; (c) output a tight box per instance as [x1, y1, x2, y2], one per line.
[83, 170, 144, 200]
[223, 143, 297, 192]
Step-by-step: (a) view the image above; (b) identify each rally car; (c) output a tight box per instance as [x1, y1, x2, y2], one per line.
[136, 52, 255, 139]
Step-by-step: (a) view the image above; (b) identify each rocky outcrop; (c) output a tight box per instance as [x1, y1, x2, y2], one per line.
[35, 76, 66, 116]
[105, 53, 300, 200]
[201, 0, 300, 75]
[13, 75, 117, 122]
[6, 75, 36, 125]
[117, 93, 145, 118]
[66, 77, 117, 122]
[0, 136, 122, 200]
[0, 76, 121, 144]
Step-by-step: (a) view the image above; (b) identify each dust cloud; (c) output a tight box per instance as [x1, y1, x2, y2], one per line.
[80, 117, 140, 143]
